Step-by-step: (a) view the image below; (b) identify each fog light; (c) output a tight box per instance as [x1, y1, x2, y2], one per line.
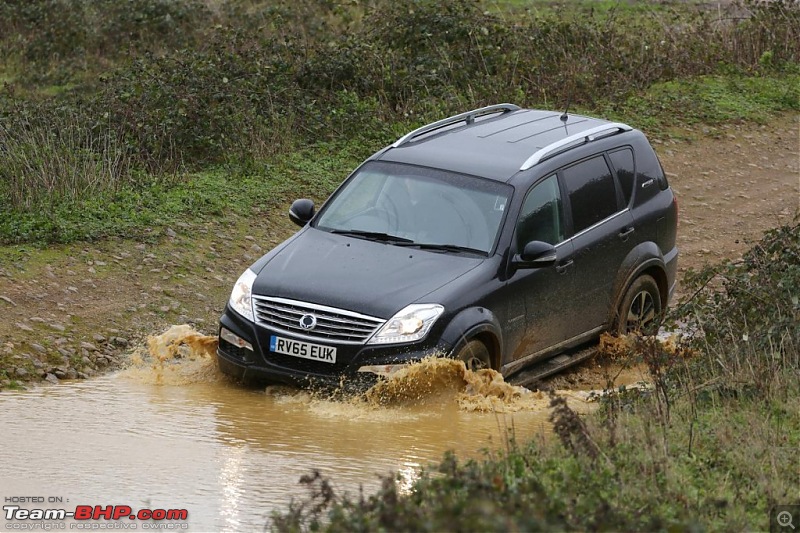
[220, 327, 254, 351]
[357, 364, 409, 377]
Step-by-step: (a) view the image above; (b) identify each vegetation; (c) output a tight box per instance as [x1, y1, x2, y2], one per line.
[0, 140, 368, 244]
[271, 222, 800, 532]
[1, 0, 798, 244]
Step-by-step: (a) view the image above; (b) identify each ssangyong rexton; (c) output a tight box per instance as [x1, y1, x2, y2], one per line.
[217, 104, 678, 387]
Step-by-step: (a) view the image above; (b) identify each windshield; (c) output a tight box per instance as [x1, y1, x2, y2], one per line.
[315, 161, 512, 254]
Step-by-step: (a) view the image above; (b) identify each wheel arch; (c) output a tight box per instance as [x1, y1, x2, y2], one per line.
[608, 243, 669, 327]
[440, 307, 503, 370]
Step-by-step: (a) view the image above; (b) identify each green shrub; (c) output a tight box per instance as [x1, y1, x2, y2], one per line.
[0, 95, 136, 209]
[678, 221, 800, 392]
[0, 0, 211, 86]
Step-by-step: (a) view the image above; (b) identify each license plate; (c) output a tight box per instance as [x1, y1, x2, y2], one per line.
[269, 336, 336, 364]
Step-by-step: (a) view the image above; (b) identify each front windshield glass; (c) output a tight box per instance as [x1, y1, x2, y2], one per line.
[315, 161, 512, 254]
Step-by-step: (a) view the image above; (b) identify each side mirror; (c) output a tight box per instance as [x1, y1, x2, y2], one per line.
[289, 199, 315, 227]
[514, 240, 557, 268]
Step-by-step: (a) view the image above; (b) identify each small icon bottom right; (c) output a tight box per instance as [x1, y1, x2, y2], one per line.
[772, 505, 799, 533]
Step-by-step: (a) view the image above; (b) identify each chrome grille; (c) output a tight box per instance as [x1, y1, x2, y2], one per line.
[252, 296, 385, 345]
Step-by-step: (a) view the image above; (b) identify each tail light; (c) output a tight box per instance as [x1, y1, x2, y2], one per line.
[672, 194, 678, 228]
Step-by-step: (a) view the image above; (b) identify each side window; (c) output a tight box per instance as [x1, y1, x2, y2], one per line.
[561, 155, 618, 234]
[608, 148, 635, 206]
[516, 175, 564, 248]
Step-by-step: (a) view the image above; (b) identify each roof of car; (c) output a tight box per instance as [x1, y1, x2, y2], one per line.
[376, 107, 632, 181]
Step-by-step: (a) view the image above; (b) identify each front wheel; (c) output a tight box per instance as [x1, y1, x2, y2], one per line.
[616, 274, 662, 335]
[455, 339, 492, 372]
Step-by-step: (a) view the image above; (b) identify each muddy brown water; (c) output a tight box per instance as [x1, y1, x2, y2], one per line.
[0, 326, 647, 531]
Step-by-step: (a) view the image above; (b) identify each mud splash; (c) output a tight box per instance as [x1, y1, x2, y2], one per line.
[597, 331, 695, 361]
[122, 326, 597, 415]
[365, 357, 556, 413]
[121, 324, 221, 385]
[361, 357, 602, 415]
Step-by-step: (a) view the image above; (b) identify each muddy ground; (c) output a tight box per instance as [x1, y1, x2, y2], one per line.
[0, 117, 798, 390]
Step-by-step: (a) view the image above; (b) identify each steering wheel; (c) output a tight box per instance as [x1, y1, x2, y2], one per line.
[434, 194, 476, 248]
[350, 205, 399, 234]
[372, 206, 399, 233]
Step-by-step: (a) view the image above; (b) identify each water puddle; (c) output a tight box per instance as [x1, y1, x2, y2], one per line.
[0, 325, 653, 531]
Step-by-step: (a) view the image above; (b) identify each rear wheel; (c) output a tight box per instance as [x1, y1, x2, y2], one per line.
[455, 339, 492, 372]
[616, 274, 662, 335]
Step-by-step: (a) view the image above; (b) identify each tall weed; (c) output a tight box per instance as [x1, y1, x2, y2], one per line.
[0, 101, 134, 208]
[0, 0, 798, 215]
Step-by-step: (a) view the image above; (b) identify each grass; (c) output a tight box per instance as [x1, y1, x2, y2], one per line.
[1, 0, 797, 223]
[489, 0, 703, 17]
[0, 139, 374, 245]
[1, 380, 25, 391]
[600, 73, 800, 135]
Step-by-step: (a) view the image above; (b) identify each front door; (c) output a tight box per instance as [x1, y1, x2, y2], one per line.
[503, 175, 576, 367]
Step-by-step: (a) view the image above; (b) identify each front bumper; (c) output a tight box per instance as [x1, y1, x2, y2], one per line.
[217, 305, 451, 390]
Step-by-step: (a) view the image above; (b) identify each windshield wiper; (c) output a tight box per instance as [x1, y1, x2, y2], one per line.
[328, 229, 414, 243]
[395, 242, 487, 255]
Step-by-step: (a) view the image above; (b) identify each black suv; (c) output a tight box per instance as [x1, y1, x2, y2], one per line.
[217, 104, 678, 387]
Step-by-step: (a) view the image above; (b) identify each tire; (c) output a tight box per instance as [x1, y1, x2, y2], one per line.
[455, 339, 492, 372]
[615, 274, 662, 335]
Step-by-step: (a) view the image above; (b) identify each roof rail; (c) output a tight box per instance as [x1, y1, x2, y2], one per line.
[391, 103, 521, 148]
[519, 123, 633, 171]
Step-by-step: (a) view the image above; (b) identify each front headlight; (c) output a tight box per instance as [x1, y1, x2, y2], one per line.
[229, 269, 257, 322]
[367, 304, 444, 345]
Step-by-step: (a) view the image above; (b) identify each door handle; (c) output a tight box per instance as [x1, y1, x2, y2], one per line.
[641, 178, 655, 189]
[618, 227, 635, 240]
[555, 259, 574, 274]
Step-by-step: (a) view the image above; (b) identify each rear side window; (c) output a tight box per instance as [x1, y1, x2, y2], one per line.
[636, 141, 669, 191]
[561, 155, 618, 234]
[608, 148, 635, 206]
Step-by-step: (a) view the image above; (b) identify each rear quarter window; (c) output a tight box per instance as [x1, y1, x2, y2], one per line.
[635, 139, 669, 193]
[561, 155, 618, 234]
[608, 148, 635, 206]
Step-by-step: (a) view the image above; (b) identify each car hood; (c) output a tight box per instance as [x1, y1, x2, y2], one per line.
[252, 228, 483, 319]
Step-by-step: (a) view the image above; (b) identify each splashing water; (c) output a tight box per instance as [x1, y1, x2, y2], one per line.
[364, 357, 586, 413]
[364, 357, 467, 407]
[121, 326, 597, 415]
[597, 331, 695, 361]
[121, 324, 221, 385]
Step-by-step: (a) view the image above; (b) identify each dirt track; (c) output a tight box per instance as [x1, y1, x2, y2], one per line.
[0, 116, 798, 389]
[667, 117, 799, 278]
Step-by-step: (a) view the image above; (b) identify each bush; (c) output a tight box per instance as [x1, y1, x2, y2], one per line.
[0, 94, 135, 209]
[677, 221, 800, 392]
[0, 0, 211, 83]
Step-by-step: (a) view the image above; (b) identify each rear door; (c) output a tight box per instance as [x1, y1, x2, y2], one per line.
[608, 147, 650, 246]
[560, 154, 634, 335]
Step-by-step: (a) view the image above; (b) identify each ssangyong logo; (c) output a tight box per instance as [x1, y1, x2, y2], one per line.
[299, 314, 317, 330]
